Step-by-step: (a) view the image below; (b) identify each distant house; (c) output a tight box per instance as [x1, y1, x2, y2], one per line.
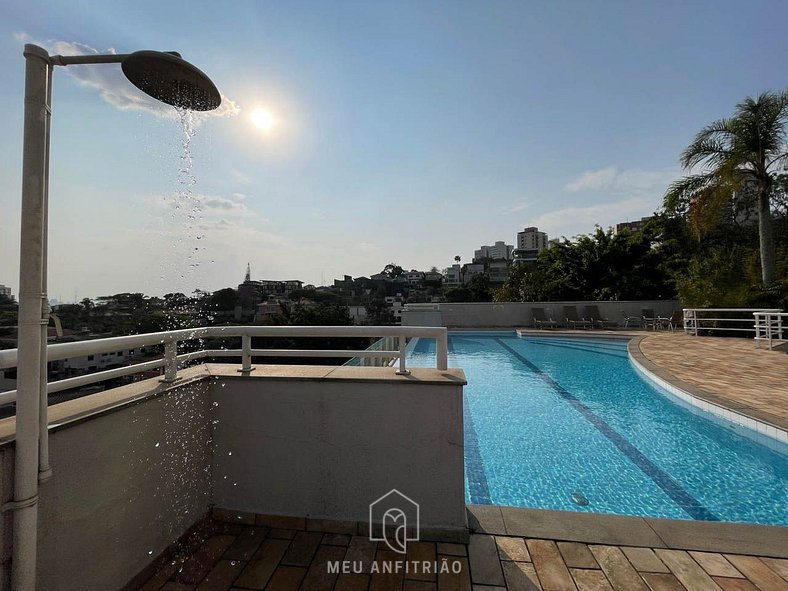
[256, 296, 283, 321]
[404, 271, 424, 287]
[487, 260, 510, 284]
[463, 263, 485, 283]
[614, 216, 654, 234]
[442, 265, 461, 287]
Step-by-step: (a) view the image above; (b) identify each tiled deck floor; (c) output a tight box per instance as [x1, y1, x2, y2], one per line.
[138, 520, 788, 591]
[638, 332, 788, 430]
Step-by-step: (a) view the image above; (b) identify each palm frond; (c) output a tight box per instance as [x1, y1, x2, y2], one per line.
[680, 119, 733, 169]
[663, 174, 715, 214]
[687, 185, 735, 238]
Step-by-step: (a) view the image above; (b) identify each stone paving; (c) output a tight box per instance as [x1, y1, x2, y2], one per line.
[636, 332, 788, 430]
[136, 518, 788, 591]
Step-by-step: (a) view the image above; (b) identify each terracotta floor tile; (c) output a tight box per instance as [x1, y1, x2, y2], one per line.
[558, 543, 597, 570]
[589, 546, 648, 591]
[496, 537, 531, 562]
[527, 539, 577, 591]
[569, 568, 613, 591]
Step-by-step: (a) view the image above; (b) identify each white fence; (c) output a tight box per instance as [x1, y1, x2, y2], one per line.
[682, 308, 782, 336]
[0, 325, 449, 407]
[754, 312, 787, 350]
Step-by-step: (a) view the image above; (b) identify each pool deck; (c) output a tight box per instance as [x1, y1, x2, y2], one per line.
[517, 328, 788, 436]
[134, 510, 788, 591]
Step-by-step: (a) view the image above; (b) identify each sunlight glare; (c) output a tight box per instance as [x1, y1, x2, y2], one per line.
[250, 108, 276, 131]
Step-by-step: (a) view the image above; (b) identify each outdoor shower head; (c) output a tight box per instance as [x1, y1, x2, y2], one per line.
[121, 50, 221, 111]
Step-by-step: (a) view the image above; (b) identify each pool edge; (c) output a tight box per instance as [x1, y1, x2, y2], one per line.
[628, 336, 788, 449]
[467, 504, 788, 558]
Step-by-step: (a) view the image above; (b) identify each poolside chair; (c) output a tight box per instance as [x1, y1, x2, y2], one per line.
[564, 306, 592, 329]
[664, 310, 683, 332]
[583, 305, 617, 329]
[621, 310, 642, 328]
[531, 307, 558, 329]
[642, 308, 659, 330]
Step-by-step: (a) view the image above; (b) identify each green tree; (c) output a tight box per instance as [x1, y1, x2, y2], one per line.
[365, 299, 395, 325]
[494, 222, 682, 302]
[665, 91, 788, 285]
[445, 274, 493, 302]
[381, 263, 404, 278]
[206, 288, 238, 311]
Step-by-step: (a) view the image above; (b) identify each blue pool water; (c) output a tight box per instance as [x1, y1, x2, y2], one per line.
[408, 332, 788, 525]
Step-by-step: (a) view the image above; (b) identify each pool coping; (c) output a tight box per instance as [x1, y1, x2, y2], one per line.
[467, 504, 788, 558]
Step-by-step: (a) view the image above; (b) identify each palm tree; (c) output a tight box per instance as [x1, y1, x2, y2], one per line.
[664, 91, 788, 285]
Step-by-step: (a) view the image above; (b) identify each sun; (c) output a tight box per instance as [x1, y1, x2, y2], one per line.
[250, 108, 276, 131]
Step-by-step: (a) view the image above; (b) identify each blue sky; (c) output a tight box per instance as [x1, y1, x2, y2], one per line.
[1, 0, 787, 299]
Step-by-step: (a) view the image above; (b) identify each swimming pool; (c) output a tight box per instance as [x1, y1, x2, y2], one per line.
[408, 332, 788, 525]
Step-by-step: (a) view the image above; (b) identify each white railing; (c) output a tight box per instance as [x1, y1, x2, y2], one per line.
[0, 325, 449, 407]
[683, 308, 782, 336]
[753, 312, 787, 350]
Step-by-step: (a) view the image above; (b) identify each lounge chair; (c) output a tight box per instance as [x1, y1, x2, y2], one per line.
[564, 306, 591, 329]
[621, 310, 642, 328]
[532, 307, 558, 329]
[664, 310, 683, 332]
[642, 308, 659, 330]
[583, 305, 617, 329]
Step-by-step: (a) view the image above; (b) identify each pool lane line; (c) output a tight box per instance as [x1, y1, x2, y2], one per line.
[493, 338, 719, 522]
[517, 339, 629, 360]
[448, 338, 492, 504]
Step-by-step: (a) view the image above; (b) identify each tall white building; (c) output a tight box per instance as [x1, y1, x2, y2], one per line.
[473, 241, 514, 262]
[516, 227, 548, 250]
[512, 227, 549, 266]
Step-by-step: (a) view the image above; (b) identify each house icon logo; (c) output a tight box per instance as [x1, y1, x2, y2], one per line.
[369, 489, 420, 554]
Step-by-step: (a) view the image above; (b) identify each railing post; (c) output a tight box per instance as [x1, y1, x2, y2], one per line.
[238, 334, 254, 373]
[395, 336, 410, 375]
[161, 340, 178, 383]
[436, 330, 448, 371]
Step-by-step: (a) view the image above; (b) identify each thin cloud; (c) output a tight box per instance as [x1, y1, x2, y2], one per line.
[505, 200, 532, 214]
[149, 192, 256, 218]
[565, 166, 618, 192]
[529, 196, 656, 239]
[564, 165, 679, 196]
[199, 194, 248, 213]
[229, 168, 253, 185]
[22, 36, 239, 121]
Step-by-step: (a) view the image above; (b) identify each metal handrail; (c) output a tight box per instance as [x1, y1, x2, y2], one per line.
[753, 312, 787, 350]
[682, 308, 782, 336]
[0, 325, 449, 406]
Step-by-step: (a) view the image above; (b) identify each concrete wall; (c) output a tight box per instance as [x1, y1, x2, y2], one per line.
[402, 300, 680, 328]
[210, 375, 466, 533]
[27, 382, 211, 591]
